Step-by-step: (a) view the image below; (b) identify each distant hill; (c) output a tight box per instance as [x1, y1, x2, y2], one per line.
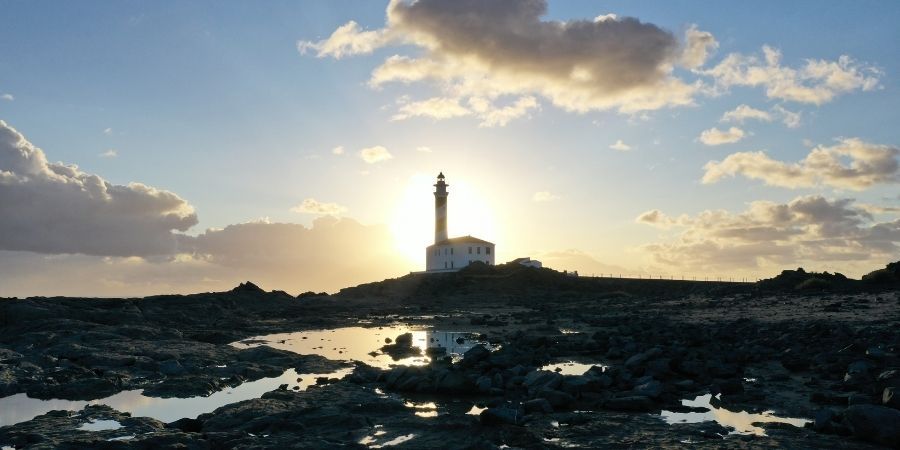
[757, 260, 900, 292]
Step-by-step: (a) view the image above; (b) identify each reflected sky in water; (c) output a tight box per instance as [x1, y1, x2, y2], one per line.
[0, 367, 351, 427]
[232, 326, 490, 368]
[660, 394, 810, 436]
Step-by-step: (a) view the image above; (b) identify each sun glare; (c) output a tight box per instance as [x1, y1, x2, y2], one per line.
[390, 173, 498, 266]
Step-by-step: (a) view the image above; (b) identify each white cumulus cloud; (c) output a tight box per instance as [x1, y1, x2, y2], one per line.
[300, 0, 711, 124]
[0, 120, 197, 257]
[638, 195, 900, 273]
[703, 138, 900, 190]
[699, 126, 746, 146]
[359, 145, 393, 164]
[703, 45, 882, 105]
[609, 139, 631, 151]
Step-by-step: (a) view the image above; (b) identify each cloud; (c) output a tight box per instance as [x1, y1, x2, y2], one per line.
[680, 24, 718, 69]
[392, 97, 471, 121]
[703, 45, 881, 104]
[720, 104, 772, 123]
[103, 127, 113, 135]
[0, 120, 197, 257]
[638, 195, 900, 273]
[773, 104, 801, 128]
[1, 93, 13, 102]
[532, 191, 560, 202]
[720, 104, 800, 129]
[0, 217, 412, 297]
[636, 209, 678, 229]
[468, 96, 539, 127]
[391, 95, 538, 127]
[416, 146, 432, 153]
[301, 0, 711, 123]
[297, 20, 390, 59]
[332, 145, 345, 155]
[290, 198, 348, 216]
[703, 138, 900, 190]
[359, 145, 393, 164]
[609, 139, 631, 151]
[99, 149, 118, 158]
[699, 126, 746, 145]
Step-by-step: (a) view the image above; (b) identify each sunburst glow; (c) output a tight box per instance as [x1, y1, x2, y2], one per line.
[390, 173, 497, 266]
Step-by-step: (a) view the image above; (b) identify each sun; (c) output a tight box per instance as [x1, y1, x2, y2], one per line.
[390, 173, 498, 266]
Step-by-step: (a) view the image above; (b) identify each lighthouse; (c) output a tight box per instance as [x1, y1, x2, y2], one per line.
[434, 172, 449, 243]
[425, 172, 495, 272]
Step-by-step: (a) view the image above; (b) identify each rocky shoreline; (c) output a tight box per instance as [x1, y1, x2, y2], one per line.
[1, 265, 899, 448]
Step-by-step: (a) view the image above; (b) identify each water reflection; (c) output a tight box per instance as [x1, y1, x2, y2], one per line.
[660, 394, 810, 436]
[232, 326, 490, 369]
[541, 361, 605, 376]
[78, 419, 122, 431]
[0, 367, 352, 427]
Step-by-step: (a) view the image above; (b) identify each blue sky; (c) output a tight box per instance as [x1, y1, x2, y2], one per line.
[1, 1, 899, 295]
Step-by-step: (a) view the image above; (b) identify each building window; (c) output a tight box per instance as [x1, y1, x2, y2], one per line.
[486, 247, 491, 255]
[477, 247, 481, 254]
[451, 261, 454, 268]
[444, 261, 448, 269]
[468, 247, 472, 254]
[451, 248, 454, 255]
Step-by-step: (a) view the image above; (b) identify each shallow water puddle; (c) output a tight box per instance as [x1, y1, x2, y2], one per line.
[660, 394, 810, 435]
[78, 419, 122, 431]
[359, 428, 418, 448]
[0, 367, 352, 427]
[541, 360, 605, 375]
[233, 326, 491, 368]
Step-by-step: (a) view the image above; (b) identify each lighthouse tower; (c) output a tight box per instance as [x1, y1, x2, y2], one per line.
[425, 172, 495, 271]
[434, 172, 449, 243]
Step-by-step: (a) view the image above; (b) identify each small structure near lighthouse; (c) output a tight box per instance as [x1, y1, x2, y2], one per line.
[426, 172, 495, 272]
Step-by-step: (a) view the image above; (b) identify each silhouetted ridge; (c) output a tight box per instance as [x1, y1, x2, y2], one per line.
[336, 261, 747, 301]
[861, 260, 900, 285]
[231, 281, 265, 294]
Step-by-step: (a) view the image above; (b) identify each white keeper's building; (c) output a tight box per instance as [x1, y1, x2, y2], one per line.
[425, 172, 495, 272]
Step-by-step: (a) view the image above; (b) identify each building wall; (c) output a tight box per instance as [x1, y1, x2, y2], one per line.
[426, 241, 495, 271]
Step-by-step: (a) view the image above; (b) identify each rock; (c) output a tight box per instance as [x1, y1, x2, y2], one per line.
[480, 406, 522, 426]
[844, 360, 872, 384]
[395, 333, 413, 347]
[624, 347, 662, 371]
[167, 417, 203, 433]
[813, 408, 836, 431]
[605, 395, 655, 412]
[844, 404, 900, 447]
[848, 393, 873, 406]
[633, 380, 663, 399]
[523, 370, 563, 393]
[434, 370, 475, 394]
[715, 379, 744, 396]
[537, 389, 575, 409]
[476, 375, 492, 393]
[524, 398, 553, 414]
[159, 360, 186, 376]
[884, 387, 900, 409]
[231, 281, 265, 294]
[462, 345, 491, 364]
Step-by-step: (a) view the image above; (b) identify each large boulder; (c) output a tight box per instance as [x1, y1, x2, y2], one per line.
[844, 404, 900, 447]
[605, 395, 655, 412]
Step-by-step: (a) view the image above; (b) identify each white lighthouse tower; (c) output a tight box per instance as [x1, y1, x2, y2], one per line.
[425, 172, 495, 272]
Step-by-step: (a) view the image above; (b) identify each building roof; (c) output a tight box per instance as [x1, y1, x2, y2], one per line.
[428, 235, 494, 247]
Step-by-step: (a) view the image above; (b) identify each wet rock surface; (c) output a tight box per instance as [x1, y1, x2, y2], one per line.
[1, 265, 898, 448]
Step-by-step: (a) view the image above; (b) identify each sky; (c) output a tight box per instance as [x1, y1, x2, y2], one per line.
[1, 0, 899, 296]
